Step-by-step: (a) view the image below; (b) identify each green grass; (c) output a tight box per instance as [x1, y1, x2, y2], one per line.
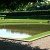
[0, 19, 48, 23]
[23, 31, 50, 41]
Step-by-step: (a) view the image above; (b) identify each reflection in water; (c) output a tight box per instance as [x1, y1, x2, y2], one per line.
[0, 25, 50, 35]
[0, 24, 50, 39]
[0, 29, 31, 39]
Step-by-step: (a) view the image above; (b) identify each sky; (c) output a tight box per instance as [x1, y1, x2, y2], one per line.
[47, 0, 50, 1]
[0, 29, 31, 39]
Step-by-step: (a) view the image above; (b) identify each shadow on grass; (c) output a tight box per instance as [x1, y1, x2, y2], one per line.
[0, 40, 48, 50]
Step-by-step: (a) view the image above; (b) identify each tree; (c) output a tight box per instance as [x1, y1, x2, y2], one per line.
[0, 0, 37, 11]
[0, 0, 50, 11]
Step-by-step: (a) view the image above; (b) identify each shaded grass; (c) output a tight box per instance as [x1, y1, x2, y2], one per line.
[23, 31, 50, 41]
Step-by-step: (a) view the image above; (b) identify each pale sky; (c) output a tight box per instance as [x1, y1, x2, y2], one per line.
[47, 0, 50, 1]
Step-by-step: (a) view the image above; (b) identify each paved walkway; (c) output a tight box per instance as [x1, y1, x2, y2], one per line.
[29, 36, 50, 50]
[0, 35, 50, 50]
[21, 35, 50, 50]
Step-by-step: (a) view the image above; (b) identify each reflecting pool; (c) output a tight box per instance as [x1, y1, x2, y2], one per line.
[0, 24, 50, 40]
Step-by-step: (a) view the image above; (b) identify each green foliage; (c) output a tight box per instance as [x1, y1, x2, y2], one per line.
[0, 0, 50, 11]
[0, 0, 44, 11]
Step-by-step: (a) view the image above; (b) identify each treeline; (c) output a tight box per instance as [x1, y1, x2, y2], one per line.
[0, 11, 50, 19]
[0, 40, 47, 50]
[0, 0, 43, 11]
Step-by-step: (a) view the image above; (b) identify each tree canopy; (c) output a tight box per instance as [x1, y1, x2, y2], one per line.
[0, 0, 50, 12]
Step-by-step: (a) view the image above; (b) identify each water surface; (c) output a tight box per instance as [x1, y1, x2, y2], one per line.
[0, 29, 31, 39]
[0, 24, 50, 39]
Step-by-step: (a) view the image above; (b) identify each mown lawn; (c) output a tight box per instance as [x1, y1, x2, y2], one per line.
[0, 19, 48, 23]
[23, 31, 50, 41]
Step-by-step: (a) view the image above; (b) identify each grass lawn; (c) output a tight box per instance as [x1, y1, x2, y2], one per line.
[0, 19, 48, 24]
[23, 31, 50, 41]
